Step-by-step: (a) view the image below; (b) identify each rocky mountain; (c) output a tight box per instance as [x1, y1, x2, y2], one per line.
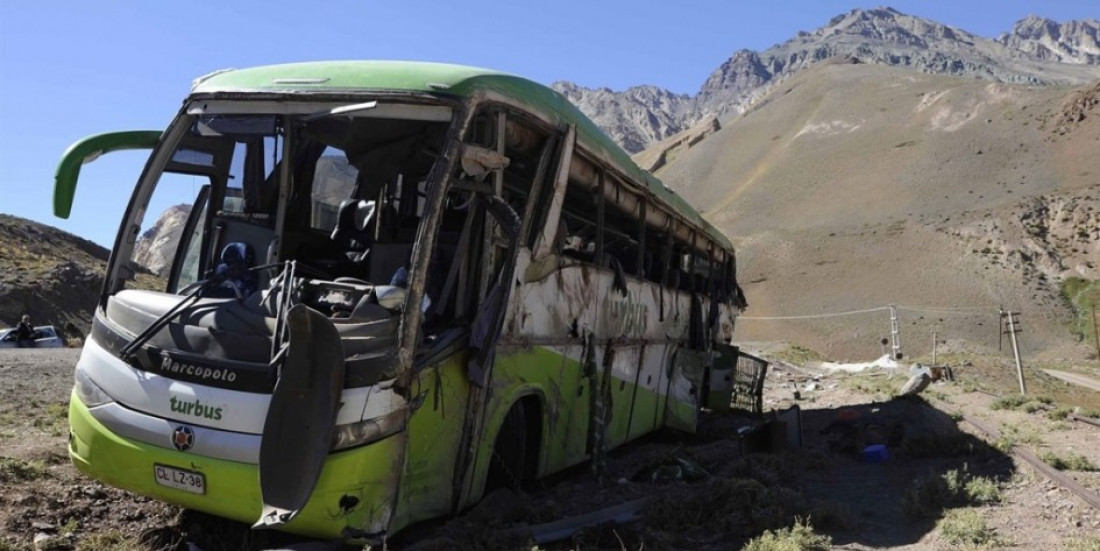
[650, 62, 1100, 360]
[133, 204, 191, 276]
[998, 15, 1100, 65]
[553, 82, 698, 154]
[0, 214, 109, 342]
[556, 7, 1100, 152]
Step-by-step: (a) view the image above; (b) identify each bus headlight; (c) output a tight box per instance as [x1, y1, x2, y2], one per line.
[331, 410, 404, 451]
[74, 368, 115, 408]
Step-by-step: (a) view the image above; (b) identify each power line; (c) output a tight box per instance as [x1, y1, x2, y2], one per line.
[895, 305, 992, 312]
[739, 303, 999, 320]
[739, 306, 889, 320]
[895, 306, 996, 316]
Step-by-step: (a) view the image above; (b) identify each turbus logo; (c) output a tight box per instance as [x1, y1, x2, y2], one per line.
[606, 291, 649, 335]
[170, 396, 224, 421]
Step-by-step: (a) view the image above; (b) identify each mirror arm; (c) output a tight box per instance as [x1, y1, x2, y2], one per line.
[54, 130, 162, 219]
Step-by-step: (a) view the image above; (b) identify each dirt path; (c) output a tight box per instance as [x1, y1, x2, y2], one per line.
[1043, 369, 1100, 391]
[4, 349, 1100, 550]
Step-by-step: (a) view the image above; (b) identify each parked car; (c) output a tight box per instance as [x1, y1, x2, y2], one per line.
[0, 325, 64, 348]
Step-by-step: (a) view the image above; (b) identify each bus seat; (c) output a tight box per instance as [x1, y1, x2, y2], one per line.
[330, 199, 375, 262]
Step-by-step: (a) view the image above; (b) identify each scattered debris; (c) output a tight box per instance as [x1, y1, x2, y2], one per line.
[819, 354, 902, 373]
[900, 373, 932, 396]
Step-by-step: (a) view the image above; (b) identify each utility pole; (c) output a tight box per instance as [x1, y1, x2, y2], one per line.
[997, 305, 1003, 352]
[1091, 304, 1100, 362]
[932, 331, 938, 365]
[1001, 308, 1026, 395]
[889, 304, 902, 360]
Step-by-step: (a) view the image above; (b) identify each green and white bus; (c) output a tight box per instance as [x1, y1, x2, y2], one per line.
[56, 61, 747, 542]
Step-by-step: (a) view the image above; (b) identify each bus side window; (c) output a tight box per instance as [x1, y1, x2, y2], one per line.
[557, 178, 598, 263]
[601, 176, 643, 279]
[643, 227, 667, 284]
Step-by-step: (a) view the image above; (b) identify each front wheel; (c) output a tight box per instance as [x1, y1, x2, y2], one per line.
[486, 404, 526, 492]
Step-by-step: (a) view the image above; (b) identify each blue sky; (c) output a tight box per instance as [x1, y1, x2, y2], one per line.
[1, 0, 1096, 247]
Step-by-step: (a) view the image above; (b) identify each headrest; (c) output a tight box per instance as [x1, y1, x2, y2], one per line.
[220, 242, 254, 266]
[331, 199, 376, 241]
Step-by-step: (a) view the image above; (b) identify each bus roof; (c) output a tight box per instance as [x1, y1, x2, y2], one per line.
[191, 61, 732, 250]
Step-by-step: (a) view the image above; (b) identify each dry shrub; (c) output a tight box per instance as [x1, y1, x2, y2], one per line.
[1063, 536, 1100, 551]
[1041, 451, 1099, 472]
[990, 395, 1029, 410]
[902, 466, 1001, 518]
[75, 531, 141, 551]
[742, 518, 832, 551]
[937, 508, 1004, 547]
[0, 456, 50, 483]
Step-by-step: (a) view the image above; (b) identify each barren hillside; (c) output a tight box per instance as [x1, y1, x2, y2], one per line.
[649, 63, 1100, 361]
[0, 215, 108, 341]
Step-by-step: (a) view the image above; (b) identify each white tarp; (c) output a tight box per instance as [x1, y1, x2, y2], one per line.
[818, 354, 902, 373]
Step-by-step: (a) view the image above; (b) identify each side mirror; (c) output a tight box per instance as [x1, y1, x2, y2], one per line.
[54, 130, 162, 219]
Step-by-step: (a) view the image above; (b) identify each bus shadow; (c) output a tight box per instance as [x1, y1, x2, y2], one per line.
[790, 396, 1015, 548]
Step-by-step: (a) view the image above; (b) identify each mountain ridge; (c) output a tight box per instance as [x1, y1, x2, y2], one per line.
[555, 7, 1100, 152]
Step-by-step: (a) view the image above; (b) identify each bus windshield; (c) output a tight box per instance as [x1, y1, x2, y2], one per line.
[112, 102, 454, 297]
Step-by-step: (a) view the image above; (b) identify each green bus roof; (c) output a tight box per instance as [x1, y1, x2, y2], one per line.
[191, 61, 732, 249]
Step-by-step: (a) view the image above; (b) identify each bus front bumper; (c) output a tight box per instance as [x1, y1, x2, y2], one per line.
[67, 390, 402, 541]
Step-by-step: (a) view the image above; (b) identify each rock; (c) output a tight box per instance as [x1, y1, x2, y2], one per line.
[899, 373, 931, 396]
[79, 485, 106, 499]
[132, 205, 190, 276]
[998, 16, 1100, 64]
[34, 532, 72, 551]
[31, 521, 56, 531]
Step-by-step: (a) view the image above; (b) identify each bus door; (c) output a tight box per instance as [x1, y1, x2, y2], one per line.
[664, 280, 709, 433]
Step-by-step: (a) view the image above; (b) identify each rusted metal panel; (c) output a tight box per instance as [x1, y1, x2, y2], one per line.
[730, 351, 769, 415]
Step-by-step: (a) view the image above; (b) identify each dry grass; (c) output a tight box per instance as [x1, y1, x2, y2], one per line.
[937, 508, 1006, 547]
[839, 372, 900, 400]
[902, 466, 1002, 518]
[771, 344, 824, 366]
[741, 518, 832, 551]
[0, 456, 50, 483]
[75, 532, 139, 551]
[1040, 451, 1099, 472]
[1063, 536, 1100, 551]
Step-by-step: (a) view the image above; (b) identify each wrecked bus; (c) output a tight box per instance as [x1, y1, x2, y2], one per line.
[55, 61, 746, 542]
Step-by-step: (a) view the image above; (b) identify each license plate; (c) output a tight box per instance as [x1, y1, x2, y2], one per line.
[153, 464, 206, 495]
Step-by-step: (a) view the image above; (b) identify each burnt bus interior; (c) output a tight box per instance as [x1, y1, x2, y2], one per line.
[100, 100, 743, 394]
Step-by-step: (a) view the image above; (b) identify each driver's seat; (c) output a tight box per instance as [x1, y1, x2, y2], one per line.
[204, 242, 257, 299]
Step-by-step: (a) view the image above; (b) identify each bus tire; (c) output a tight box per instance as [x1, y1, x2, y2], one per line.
[487, 403, 526, 492]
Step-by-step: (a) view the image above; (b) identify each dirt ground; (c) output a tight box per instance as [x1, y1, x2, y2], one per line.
[2, 348, 1100, 550]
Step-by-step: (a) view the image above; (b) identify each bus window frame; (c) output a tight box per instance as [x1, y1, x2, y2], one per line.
[531, 125, 576, 261]
[166, 184, 211, 293]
